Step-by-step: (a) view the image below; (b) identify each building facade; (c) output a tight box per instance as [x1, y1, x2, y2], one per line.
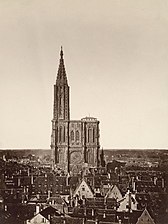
[51, 48, 100, 174]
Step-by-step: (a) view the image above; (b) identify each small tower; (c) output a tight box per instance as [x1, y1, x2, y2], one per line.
[100, 148, 106, 167]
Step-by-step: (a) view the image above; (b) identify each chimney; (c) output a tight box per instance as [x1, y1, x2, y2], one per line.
[27, 168, 30, 176]
[31, 175, 34, 184]
[37, 194, 40, 200]
[35, 204, 40, 214]
[162, 178, 165, 188]
[48, 190, 51, 199]
[127, 190, 131, 212]
[154, 177, 157, 185]
[4, 205, 7, 211]
[3, 155, 6, 161]
[18, 177, 21, 187]
[95, 218, 98, 224]
[133, 179, 136, 192]
[92, 208, 94, 216]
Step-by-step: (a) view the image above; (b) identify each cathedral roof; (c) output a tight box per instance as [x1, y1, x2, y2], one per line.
[56, 47, 68, 86]
[81, 117, 98, 122]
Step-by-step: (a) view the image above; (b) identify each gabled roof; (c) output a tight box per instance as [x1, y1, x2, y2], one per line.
[40, 206, 62, 219]
[136, 208, 155, 224]
[117, 191, 138, 212]
[73, 179, 94, 198]
[28, 195, 47, 203]
[28, 205, 63, 222]
[106, 185, 122, 201]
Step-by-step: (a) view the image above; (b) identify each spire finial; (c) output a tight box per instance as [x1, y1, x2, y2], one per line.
[60, 46, 63, 59]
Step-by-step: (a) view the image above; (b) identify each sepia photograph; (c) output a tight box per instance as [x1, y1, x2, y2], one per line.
[0, 1, 168, 223]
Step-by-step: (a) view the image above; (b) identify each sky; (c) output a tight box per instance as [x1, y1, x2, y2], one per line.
[0, 0, 168, 149]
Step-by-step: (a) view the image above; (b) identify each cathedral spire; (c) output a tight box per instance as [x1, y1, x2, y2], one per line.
[56, 46, 68, 86]
[60, 46, 63, 59]
[53, 47, 70, 121]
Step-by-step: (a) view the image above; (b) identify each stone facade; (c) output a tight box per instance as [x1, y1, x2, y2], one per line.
[51, 48, 100, 174]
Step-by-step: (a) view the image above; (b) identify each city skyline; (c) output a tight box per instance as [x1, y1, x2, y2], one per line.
[0, 0, 168, 149]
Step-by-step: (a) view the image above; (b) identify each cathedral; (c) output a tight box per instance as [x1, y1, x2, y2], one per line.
[51, 48, 100, 174]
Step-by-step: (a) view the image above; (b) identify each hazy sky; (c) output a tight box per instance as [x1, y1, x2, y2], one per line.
[0, 0, 168, 149]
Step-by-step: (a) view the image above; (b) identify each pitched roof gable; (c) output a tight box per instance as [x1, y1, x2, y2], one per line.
[27, 206, 62, 222]
[73, 179, 94, 198]
[136, 208, 155, 224]
[106, 185, 122, 201]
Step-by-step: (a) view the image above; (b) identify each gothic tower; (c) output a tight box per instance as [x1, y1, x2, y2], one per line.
[51, 47, 70, 172]
[51, 48, 100, 174]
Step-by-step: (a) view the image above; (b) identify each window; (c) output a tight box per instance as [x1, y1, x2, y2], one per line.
[59, 126, 62, 142]
[76, 130, 79, 141]
[42, 218, 46, 223]
[70, 130, 74, 141]
[63, 126, 66, 142]
[88, 128, 92, 143]
[59, 97, 62, 115]
[93, 128, 95, 143]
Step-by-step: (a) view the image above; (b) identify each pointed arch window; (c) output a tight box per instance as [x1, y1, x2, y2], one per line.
[93, 128, 95, 143]
[70, 130, 74, 141]
[59, 126, 62, 142]
[59, 97, 62, 116]
[76, 130, 80, 141]
[88, 128, 93, 143]
[63, 126, 66, 142]
[56, 126, 58, 142]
